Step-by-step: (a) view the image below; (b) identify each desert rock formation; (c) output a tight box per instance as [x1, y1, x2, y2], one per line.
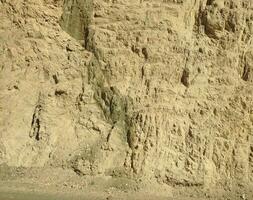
[0, 0, 253, 191]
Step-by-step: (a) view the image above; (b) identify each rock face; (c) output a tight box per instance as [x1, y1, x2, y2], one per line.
[0, 0, 253, 190]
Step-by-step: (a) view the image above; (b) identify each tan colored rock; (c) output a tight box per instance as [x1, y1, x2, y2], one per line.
[0, 0, 253, 192]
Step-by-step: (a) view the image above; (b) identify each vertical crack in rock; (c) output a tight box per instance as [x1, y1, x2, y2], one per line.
[60, 0, 136, 174]
[242, 63, 250, 81]
[206, 0, 214, 6]
[29, 93, 44, 141]
[142, 47, 148, 60]
[240, 50, 252, 82]
[30, 104, 42, 141]
[60, 0, 93, 41]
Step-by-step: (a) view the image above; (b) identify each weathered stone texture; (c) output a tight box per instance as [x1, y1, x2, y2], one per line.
[0, 0, 253, 189]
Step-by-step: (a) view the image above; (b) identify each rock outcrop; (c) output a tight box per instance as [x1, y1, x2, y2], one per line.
[0, 0, 253, 190]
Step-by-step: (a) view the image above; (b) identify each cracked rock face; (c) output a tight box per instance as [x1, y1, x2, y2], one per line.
[0, 0, 253, 189]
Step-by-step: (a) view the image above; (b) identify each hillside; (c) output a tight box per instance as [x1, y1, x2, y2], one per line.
[0, 0, 253, 199]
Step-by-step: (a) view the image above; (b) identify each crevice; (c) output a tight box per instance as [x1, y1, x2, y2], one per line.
[84, 27, 90, 49]
[52, 74, 59, 84]
[242, 63, 250, 81]
[59, 0, 93, 41]
[142, 47, 148, 60]
[60, 0, 138, 175]
[206, 0, 214, 6]
[55, 89, 67, 96]
[29, 104, 42, 141]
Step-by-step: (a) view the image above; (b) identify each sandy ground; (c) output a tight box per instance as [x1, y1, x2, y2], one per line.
[0, 166, 252, 200]
[0, 184, 250, 200]
[0, 186, 197, 200]
[0, 182, 172, 200]
[0, 166, 171, 200]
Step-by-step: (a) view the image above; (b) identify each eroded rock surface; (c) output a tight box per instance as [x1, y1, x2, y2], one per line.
[0, 0, 253, 191]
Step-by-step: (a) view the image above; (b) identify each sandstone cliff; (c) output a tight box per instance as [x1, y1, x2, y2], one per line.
[0, 0, 253, 191]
